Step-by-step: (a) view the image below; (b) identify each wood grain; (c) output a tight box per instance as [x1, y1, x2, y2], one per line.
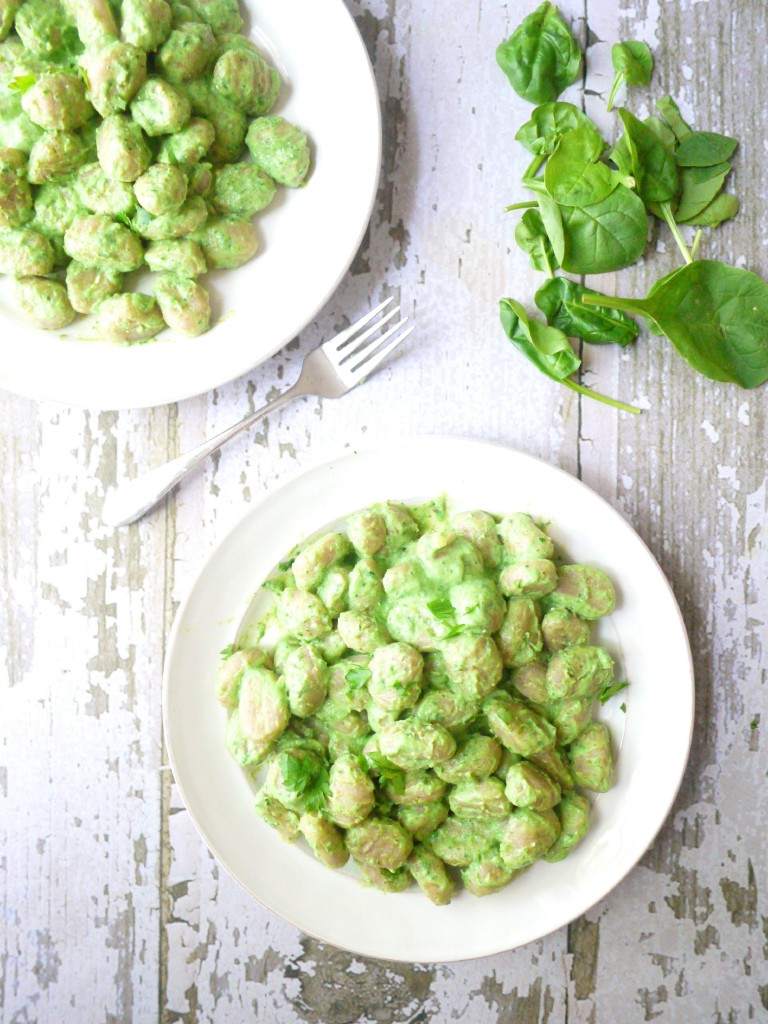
[1, 0, 766, 1021]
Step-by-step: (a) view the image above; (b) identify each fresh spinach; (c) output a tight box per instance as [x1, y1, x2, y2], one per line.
[674, 131, 737, 167]
[606, 41, 653, 112]
[582, 260, 768, 388]
[615, 107, 678, 206]
[643, 114, 677, 151]
[516, 101, 604, 156]
[515, 209, 560, 275]
[558, 184, 648, 274]
[656, 95, 692, 141]
[679, 191, 739, 227]
[496, 2, 582, 105]
[535, 278, 638, 346]
[499, 298, 640, 411]
[674, 162, 731, 223]
[544, 124, 623, 207]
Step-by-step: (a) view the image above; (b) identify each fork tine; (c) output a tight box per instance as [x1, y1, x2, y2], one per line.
[349, 322, 415, 377]
[337, 306, 401, 362]
[325, 296, 395, 353]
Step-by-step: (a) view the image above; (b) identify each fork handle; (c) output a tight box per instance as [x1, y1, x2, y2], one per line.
[101, 383, 303, 527]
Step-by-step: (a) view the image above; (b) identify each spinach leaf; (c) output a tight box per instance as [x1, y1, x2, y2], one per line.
[643, 114, 677, 151]
[544, 124, 623, 207]
[496, 2, 582, 105]
[558, 184, 648, 274]
[535, 278, 638, 346]
[679, 191, 739, 227]
[675, 131, 737, 167]
[582, 260, 768, 387]
[656, 95, 692, 142]
[674, 162, 731, 223]
[606, 41, 653, 112]
[499, 298, 640, 412]
[526, 185, 566, 264]
[616, 107, 678, 205]
[515, 208, 560, 275]
[515, 101, 604, 156]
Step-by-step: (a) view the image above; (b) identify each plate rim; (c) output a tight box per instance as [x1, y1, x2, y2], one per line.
[162, 434, 696, 962]
[0, 0, 382, 410]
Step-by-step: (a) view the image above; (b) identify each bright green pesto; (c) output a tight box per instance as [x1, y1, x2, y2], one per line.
[218, 500, 622, 904]
[0, 0, 311, 339]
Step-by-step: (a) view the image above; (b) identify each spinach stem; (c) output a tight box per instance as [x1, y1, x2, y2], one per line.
[660, 202, 693, 264]
[580, 293, 638, 315]
[563, 377, 641, 415]
[606, 71, 625, 113]
[690, 229, 703, 259]
[523, 154, 546, 180]
[504, 200, 537, 212]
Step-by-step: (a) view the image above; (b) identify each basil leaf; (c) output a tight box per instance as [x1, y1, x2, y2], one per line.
[678, 191, 739, 228]
[606, 41, 653, 112]
[674, 131, 737, 167]
[616, 107, 678, 206]
[515, 101, 604, 157]
[535, 278, 638, 347]
[496, 2, 582, 105]
[544, 124, 622, 207]
[515, 208, 559, 275]
[583, 260, 768, 388]
[656, 95, 692, 142]
[558, 185, 648, 275]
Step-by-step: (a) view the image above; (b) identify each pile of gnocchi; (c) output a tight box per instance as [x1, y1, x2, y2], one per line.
[0, 0, 310, 339]
[218, 499, 622, 905]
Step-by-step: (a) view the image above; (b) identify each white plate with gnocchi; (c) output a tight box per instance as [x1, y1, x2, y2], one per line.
[163, 436, 695, 962]
[0, 0, 381, 408]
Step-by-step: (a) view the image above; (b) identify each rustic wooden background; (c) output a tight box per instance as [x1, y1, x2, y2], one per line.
[2, 0, 766, 1020]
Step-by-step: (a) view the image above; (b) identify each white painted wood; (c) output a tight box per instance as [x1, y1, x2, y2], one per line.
[1, 0, 766, 1020]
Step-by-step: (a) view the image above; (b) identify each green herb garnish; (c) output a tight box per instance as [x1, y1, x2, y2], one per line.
[598, 681, 629, 705]
[279, 752, 329, 812]
[114, 212, 142, 235]
[427, 596, 455, 621]
[367, 753, 405, 795]
[8, 75, 36, 94]
[345, 666, 372, 692]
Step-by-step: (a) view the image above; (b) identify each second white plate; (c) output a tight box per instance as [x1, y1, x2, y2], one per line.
[0, 0, 381, 409]
[163, 437, 695, 962]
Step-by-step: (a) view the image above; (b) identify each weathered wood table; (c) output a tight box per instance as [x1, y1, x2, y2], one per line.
[2, 0, 766, 1020]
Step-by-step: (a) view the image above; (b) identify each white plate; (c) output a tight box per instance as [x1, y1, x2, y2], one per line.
[163, 437, 694, 962]
[0, 0, 381, 409]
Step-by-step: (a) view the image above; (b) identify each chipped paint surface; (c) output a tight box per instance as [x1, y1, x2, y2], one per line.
[1, 0, 767, 1021]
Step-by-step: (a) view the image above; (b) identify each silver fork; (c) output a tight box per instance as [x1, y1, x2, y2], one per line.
[101, 298, 414, 527]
